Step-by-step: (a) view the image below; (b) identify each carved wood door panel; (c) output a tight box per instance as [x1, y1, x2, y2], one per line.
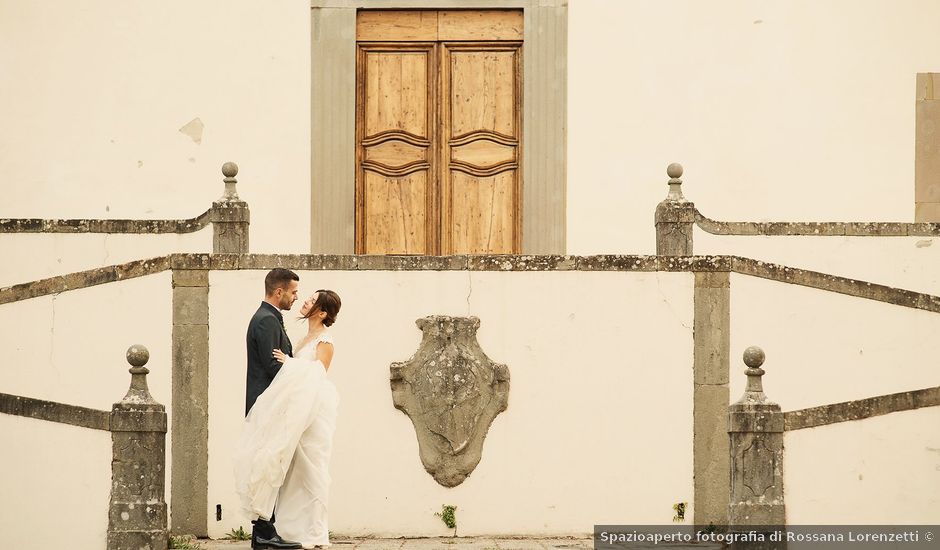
[355, 10, 522, 255]
[441, 43, 521, 254]
[356, 43, 437, 254]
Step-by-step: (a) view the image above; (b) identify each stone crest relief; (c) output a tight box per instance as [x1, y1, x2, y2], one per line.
[390, 316, 510, 487]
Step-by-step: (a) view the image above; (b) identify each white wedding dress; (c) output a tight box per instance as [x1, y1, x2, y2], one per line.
[234, 332, 339, 548]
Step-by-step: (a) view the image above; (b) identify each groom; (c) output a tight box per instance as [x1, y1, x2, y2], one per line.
[245, 268, 302, 550]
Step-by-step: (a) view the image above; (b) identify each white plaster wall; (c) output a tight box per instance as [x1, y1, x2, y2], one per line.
[1, 0, 939, 537]
[731, 273, 940, 522]
[0, 231, 211, 288]
[0, 273, 174, 540]
[3, 0, 940, 266]
[0, 0, 311, 254]
[0, 414, 111, 549]
[208, 270, 694, 536]
[785, 407, 940, 524]
[730, 274, 940, 410]
[696, 232, 940, 296]
[568, 0, 940, 255]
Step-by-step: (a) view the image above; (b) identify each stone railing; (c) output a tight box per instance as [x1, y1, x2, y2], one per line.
[3, 251, 940, 534]
[0, 162, 249, 254]
[727, 346, 940, 533]
[655, 163, 940, 256]
[0, 345, 168, 550]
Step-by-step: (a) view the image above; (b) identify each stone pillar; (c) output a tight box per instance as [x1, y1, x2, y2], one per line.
[655, 163, 696, 256]
[693, 271, 730, 529]
[915, 73, 940, 221]
[171, 269, 209, 536]
[210, 162, 250, 253]
[108, 345, 168, 550]
[729, 347, 786, 541]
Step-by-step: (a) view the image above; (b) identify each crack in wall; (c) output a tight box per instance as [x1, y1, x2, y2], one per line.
[655, 272, 692, 330]
[466, 270, 473, 315]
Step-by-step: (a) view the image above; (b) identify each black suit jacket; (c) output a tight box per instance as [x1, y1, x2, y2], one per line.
[245, 301, 293, 416]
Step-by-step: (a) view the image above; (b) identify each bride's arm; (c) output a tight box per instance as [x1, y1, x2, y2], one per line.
[316, 342, 334, 370]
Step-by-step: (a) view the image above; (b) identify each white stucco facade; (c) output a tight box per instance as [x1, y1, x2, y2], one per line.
[208, 270, 695, 537]
[1, 0, 939, 544]
[2, 1, 940, 263]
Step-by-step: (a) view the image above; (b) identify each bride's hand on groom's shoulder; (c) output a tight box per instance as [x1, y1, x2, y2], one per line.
[272, 348, 287, 364]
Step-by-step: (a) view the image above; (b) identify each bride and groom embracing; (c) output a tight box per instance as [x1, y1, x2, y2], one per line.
[234, 268, 342, 550]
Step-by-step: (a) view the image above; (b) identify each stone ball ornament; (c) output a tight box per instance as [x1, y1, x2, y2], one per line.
[222, 161, 239, 178]
[743, 346, 766, 369]
[667, 162, 683, 179]
[126, 344, 150, 368]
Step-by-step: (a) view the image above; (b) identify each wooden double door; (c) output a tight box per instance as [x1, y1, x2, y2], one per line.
[355, 10, 523, 255]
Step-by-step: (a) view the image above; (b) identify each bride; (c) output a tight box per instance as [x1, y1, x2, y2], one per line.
[234, 289, 342, 549]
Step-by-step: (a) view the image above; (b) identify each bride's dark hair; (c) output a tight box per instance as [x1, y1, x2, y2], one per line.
[302, 289, 341, 327]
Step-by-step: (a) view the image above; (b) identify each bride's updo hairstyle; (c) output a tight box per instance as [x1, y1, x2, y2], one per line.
[303, 289, 341, 327]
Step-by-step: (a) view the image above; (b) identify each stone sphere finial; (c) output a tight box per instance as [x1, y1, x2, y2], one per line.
[664, 162, 685, 201]
[121, 344, 156, 404]
[220, 162, 241, 201]
[667, 163, 683, 180]
[743, 346, 765, 369]
[126, 344, 150, 368]
[222, 162, 239, 178]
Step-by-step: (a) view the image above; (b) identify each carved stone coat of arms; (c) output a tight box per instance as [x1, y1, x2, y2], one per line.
[390, 316, 510, 487]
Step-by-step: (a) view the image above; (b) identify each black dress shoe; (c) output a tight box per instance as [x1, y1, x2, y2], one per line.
[252, 533, 303, 550]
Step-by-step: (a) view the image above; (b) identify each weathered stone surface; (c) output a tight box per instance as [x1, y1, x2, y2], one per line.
[173, 286, 209, 325]
[784, 386, 940, 431]
[208, 254, 241, 270]
[211, 200, 250, 254]
[354, 255, 472, 271]
[694, 384, 730, 529]
[575, 255, 660, 271]
[730, 256, 940, 313]
[0, 392, 110, 431]
[110, 431, 166, 501]
[844, 222, 908, 236]
[655, 201, 697, 223]
[695, 270, 731, 289]
[0, 210, 211, 234]
[728, 349, 785, 529]
[404, 255, 471, 270]
[682, 256, 734, 272]
[170, 253, 211, 270]
[0, 256, 171, 305]
[108, 501, 167, 531]
[694, 272, 730, 386]
[909, 222, 940, 236]
[171, 269, 209, 288]
[107, 529, 168, 550]
[695, 208, 940, 237]
[234, 254, 361, 270]
[209, 201, 251, 223]
[695, 214, 763, 236]
[110, 408, 167, 432]
[171, 324, 209, 537]
[655, 201, 695, 256]
[390, 316, 509, 487]
[206, 254, 737, 273]
[467, 255, 577, 271]
[109, 349, 168, 550]
[916, 86, 940, 219]
[693, 269, 731, 528]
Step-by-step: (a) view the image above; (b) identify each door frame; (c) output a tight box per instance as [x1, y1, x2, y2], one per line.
[311, 0, 567, 254]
